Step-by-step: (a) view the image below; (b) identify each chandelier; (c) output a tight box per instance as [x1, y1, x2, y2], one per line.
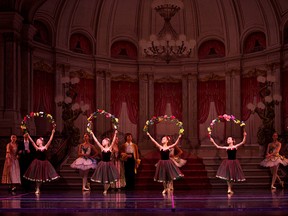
[139, 0, 196, 63]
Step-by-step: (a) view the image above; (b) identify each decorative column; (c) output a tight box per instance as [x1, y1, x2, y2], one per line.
[20, 24, 37, 117]
[183, 73, 198, 149]
[138, 73, 149, 149]
[95, 69, 107, 135]
[189, 74, 198, 148]
[105, 71, 111, 132]
[0, 13, 23, 135]
[271, 63, 281, 133]
[225, 69, 241, 138]
[55, 63, 70, 132]
[148, 74, 154, 121]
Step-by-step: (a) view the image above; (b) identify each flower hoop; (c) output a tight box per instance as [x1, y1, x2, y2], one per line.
[87, 109, 119, 133]
[20, 111, 56, 134]
[143, 115, 184, 135]
[207, 114, 245, 138]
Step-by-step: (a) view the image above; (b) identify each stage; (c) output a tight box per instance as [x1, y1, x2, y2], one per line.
[1, 188, 288, 216]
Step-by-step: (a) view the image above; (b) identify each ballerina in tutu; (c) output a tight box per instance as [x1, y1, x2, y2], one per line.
[260, 132, 288, 189]
[146, 132, 184, 194]
[24, 129, 60, 194]
[210, 131, 247, 194]
[70, 132, 98, 191]
[90, 130, 119, 194]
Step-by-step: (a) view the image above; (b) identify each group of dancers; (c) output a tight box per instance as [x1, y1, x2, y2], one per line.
[1, 119, 288, 195]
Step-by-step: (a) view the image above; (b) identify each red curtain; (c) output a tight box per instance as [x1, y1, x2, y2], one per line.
[241, 76, 261, 121]
[75, 78, 95, 114]
[33, 70, 55, 115]
[154, 82, 182, 120]
[111, 81, 139, 124]
[198, 80, 225, 124]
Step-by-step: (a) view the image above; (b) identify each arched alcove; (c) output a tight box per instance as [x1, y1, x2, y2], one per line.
[33, 20, 52, 45]
[69, 33, 92, 55]
[243, 32, 266, 54]
[111, 41, 137, 60]
[198, 40, 225, 59]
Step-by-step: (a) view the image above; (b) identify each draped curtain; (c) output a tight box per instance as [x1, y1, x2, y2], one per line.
[154, 82, 182, 120]
[74, 78, 95, 136]
[197, 80, 225, 124]
[33, 70, 55, 114]
[241, 76, 262, 144]
[198, 80, 225, 145]
[75, 78, 95, 114]
[241, 76, 261, 121]
[33, 70, 55, 135]
[111, 81, 139, 125]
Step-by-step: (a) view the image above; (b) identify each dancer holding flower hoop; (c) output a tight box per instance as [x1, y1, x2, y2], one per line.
[145, 115, 184, 194]
[208, 114, 247, 194]
[87, 109, 119, 194]
[21, 112, 59, 194]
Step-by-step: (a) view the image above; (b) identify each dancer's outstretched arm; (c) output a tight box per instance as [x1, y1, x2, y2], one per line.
[209, 137, 226, 149]
[146, 132, 162, 149]
[45, 129, 56, 149]
[90, 131, 104, 151]
[109, 130, 118, 150]
[168, 134, 182, 149]
[27, 133, 39, 150]
[234, 132, 247, 148]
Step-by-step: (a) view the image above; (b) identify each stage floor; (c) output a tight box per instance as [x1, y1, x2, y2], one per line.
[1, 187, 288, 216]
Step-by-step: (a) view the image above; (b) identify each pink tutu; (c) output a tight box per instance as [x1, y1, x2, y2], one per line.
[154, 159, 184, 182]
[24, 159, 60, 183]
[70, 157, 97, 170]
[216, 159, 245, 182]
[260, 154, 288, 167]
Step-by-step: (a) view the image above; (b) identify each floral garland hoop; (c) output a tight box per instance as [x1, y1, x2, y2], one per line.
[143, 115, 184, 135]
[20, 111, 56, 134]
[87, 109, 119, 133]
[207, 114, 245, 138]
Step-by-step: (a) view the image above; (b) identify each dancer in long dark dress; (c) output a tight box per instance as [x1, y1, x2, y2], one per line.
[24, 129, 60, 194]
[90, 130, 119, 194]
[146, 132, 184, 194]
[209, 131, 247, 194]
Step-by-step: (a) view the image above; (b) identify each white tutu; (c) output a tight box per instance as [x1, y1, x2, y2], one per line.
[260, 154, 288, 167]
[170, 157, 187, 167]
[70, 157, 97, 170]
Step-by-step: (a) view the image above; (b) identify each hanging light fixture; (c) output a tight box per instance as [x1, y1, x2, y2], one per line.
[139, 0, 196, 63]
